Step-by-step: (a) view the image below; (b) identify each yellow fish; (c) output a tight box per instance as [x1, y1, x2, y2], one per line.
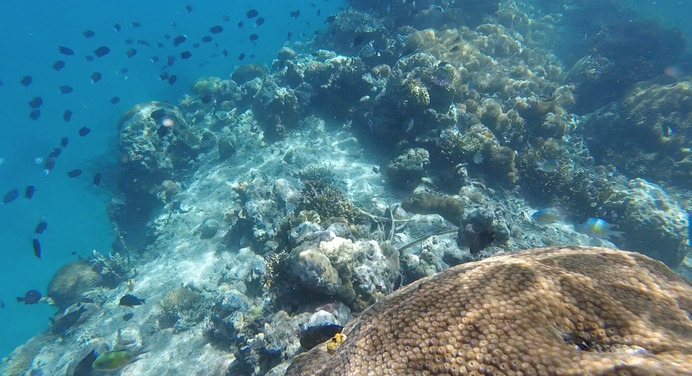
[91, 346, 147, 371]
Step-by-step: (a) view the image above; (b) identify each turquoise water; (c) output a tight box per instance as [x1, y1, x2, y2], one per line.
[0, 0, 342, 358]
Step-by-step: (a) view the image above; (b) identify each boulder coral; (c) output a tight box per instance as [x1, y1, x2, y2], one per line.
[287, 246, 692, 375]
[47, 261, 103, 309]
[285, 236, 398, 310]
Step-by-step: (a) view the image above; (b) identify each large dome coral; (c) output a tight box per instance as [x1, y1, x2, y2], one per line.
[287, 246, 692, 375]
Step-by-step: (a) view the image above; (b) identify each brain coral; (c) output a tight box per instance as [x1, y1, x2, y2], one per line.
[47, 261, 103, 309]
[286, 246, 692, 375]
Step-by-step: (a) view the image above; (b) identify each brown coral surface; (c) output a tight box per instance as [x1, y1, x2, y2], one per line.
[286, 246, 692, 375]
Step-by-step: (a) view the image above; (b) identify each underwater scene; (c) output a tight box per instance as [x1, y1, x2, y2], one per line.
[0, 0, 691, 374]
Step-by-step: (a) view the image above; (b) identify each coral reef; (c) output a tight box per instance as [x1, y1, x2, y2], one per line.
[296, 180, 360, 223]
[561, 16, 686, 111]
[598, 179, 690, 267]
[47, 261, 103, 309]
[287, 246, 692, 375]
[115, 101, 211, 249]
[284, 236, 398, 310]
[158, 286, 204, 330]
[583, 79, 692, 188]
[385, 148, 430, 190]
[458, 206, 511, 255]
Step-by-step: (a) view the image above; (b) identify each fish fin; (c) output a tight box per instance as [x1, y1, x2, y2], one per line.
[16, 297, 24, 302]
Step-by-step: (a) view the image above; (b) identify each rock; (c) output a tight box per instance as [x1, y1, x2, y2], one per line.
[299, 310, 343, 350]
[198, 218, 220, 239]
[218, 136, 237, 160]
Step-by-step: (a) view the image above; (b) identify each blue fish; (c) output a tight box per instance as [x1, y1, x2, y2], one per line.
[531, 209, 559, 225]
[576, 218, 623, 240]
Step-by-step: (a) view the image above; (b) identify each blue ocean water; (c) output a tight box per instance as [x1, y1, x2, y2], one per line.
[0, 0, 343, 358]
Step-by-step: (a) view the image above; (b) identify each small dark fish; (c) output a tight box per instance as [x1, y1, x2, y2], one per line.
[20, 75, 33, 86]
[52, 60, 66, 71]
[137, 39, 150, 47]
[119, 294, 145, 307]
[58, 46, 75, 55]
[237, 21, 244, 28]
[222, 49, 228, 57]
[59, 85, 73, 94]
[150, 109, 166, 121]
[287, 30, 293, 41]
[157, 125, 169, 137]
[254, 17, 264, 27]
[110, 96, 120, 104]
[83, 30, 95, 38]
[120, 67, 129, 75]
[17, 290, 41, 304]
[159, 71, 169, 80]
[67, 169, 82, 178]
[246, 9, 258, 18]
[0, 301, 4, 309]
[317, 9, 321, 16]
[238, 53, 245, 61]
[113, 23, 121, 32]
[131, 21, 141, 28]
[63, 110, 73, 122]
[2, 189, 19, 204]
[249, 34, 258, 42]
[167, 55, 176, 66]
[94, 46, 110, 57]
[60, 137, 69, 147]
[73, 349, 98, 376]
[91, 72, 102, 83]
[32, 239, 41, 259]
[222, 14, 230, 22]
[122, 312, 134, 321]
[186, 4, 193, 13]
[192, 42, 200, 49]
[209, 25, 223, 34]
[173, 34, 187, 46]
[180, 51, 192, 59]
[85, 55, 94, 61]
[51, 305, 87, 335]
[25, 185, 35, 199]
[78, 126, 91, 136]
[168, 75, 177, 85]
[29, 96, 43, 108]
[157, 42, 164, 47]
[44, 156, 57, 173]
[290, 10, 300, 18]
[30, 109, 41, 120]
[150, 56, 159, 63]
[49, 148, 62, 158]
[326, 15, 336, 23]
[201, 35, 212, 43]
[351, 35, 366, 48]
[201, 94, 212, 104]
[34, 217, 48, 234]
[126, 48, 137, 58]
[93, 173, 102, 186]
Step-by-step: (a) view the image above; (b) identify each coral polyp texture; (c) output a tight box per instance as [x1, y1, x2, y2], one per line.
[286, 246, 692, 375]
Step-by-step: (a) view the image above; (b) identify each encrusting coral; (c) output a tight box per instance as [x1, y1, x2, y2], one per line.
[286, 246, 692, 375]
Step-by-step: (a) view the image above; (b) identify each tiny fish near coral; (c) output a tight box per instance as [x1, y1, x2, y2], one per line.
[576, 218, 623, 240]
